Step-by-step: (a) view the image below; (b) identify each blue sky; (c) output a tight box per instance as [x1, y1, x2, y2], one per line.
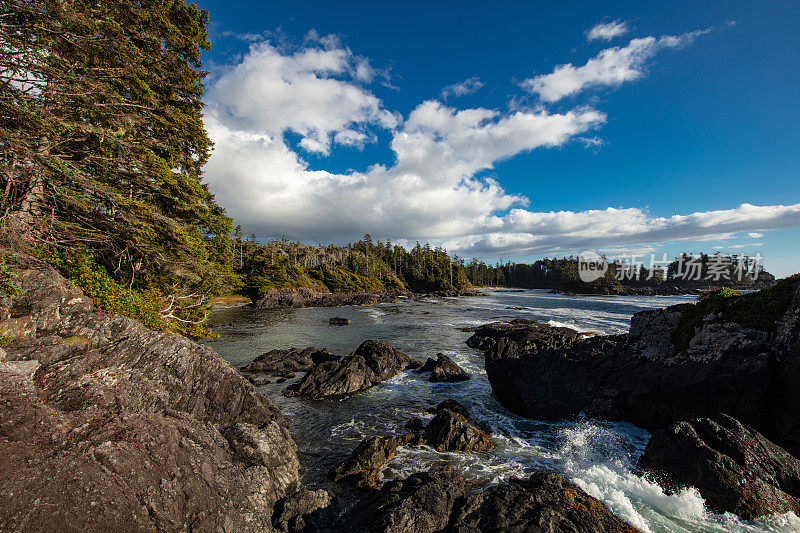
[196, 0, 800, 276]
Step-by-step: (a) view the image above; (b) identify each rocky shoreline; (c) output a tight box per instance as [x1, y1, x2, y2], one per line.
[4, 254, 799, 530]
[467, 276, 800, 518]
[250, 287, 484, 309]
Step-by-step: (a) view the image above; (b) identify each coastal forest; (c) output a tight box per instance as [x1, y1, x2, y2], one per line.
[0, 0, 772, 338]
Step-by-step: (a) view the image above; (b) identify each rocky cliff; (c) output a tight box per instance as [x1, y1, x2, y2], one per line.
[468, 277, 800, 458]
[0, 255, 301, 532]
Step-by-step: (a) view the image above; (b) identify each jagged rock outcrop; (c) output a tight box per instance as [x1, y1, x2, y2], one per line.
[468, 276, 800, 457]
[0, 255, 300, 532]
[336, 470, 640, 533]
[242, 346, 337, 376]
[427, 354, 469, 382]
[329, 434, 420, 489]
[638, 414, 800, 519]
[284, 340, 420, 398]
[272, 488, 332, 532]
[252, 288, 409, 309]
[424, 401, 496, 452]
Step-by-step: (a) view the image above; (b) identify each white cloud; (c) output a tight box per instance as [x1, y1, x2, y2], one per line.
[747, 232, 763, 238]
[448, 203, 800, 256]
[441, 77, 485, 98]
[202, 32, 800, 260]
[207, 40, 397, 155]
[587, 20, 629, 42]
[521, 30, 708, 102]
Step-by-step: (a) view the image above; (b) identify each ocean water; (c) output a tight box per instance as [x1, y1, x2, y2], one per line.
[206, 290, 800, 533]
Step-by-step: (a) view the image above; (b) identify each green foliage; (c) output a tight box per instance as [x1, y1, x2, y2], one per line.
[39, 248, 216, 339]
[671, 275, 799, 351]
[0, 257, 22, 299]
[1, 0, 233, 336]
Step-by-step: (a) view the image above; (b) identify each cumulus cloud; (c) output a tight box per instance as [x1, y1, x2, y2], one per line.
[203, 32, 800, 259]
[448, 203, 800, 256]
[587, 20, 629, 42]
[521, 30, 708, 102]
[441, 77, 485, 98]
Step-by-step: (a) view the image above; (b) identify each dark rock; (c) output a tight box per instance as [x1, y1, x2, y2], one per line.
[272, 488, 332, 532]
[416, 357, 437, 373]
[468, 276, 800, 457]
[428, 354, 469, 382]
[284, 340, 416, 398]
[329, 316, 351, 325]
[340, 470, 470, 532]
[252, 288, 409, 309]
[405, 417, 425, 432]
[330, 435, 412, 489]
[0, 254, 300, 532]
[242, 346, 336, 376]
[638, 414, 800, 519]
[338, 470, 639, 533]
[449, 472, 640, 532]
[276, 377, 287, 384]
[424, 400, 495, 452]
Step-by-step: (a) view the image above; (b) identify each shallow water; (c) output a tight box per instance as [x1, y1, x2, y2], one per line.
[206, 290, 800, 533]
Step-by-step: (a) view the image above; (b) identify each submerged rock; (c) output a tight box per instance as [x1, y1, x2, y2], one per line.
[242, 346, 336, 376]
[284, 340, 419, 398]
[338, 470, 640, 533]
[329, 316, 352, 325]
[424, 400, 495, 452]
[428, 354, 469, 382]
[0, 254, 300, 532]
[638, 414, 800, 519]
[468, 276, 800, 457]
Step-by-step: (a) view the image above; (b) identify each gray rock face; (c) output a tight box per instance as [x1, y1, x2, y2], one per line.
[0, 255, 300, 532]
[468, 276, 800, 457]
[242, 346, 336, 376]
[424, 401, 496, 452]
[638, 414, 800, 519]
[284, 339, 419, 398]
[428, 354, 470, 382]
[338, 470, 640, 533]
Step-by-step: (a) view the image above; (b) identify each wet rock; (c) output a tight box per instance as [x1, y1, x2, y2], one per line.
[468, 276, 800, 457]
[242, 347, 336, 376]
[272, 488, 332, 532]
[329, 316, 351, 325]
[424, 400, 495, 452]
[330, 435, 410, 489]
[417, 357, 437, 373]
[449, 472, 640, 532]
[341, 469, 470, 532]
[638, 414, 800, 519]
[284, 340, 417, 398]
[338, 470, 640, 533]
[0, 254, 300, 532]
[405, 417, 425, 432]
[428, 354, 469, 382]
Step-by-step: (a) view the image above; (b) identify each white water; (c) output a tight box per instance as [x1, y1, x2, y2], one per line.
[207, 290, 800, 532]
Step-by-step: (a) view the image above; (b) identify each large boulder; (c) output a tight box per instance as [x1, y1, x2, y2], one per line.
[638, 414, 800, 519]
[424, 401, 496, 452]
[329, 434, 419, 489]
[468, 276, 800, 457]
[284, 339, 419, 398]
[0, 255, 300, 532]
[428, 354, 469, 382]
[241, 346, 336, 376]
[337, 470, 639, 533]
